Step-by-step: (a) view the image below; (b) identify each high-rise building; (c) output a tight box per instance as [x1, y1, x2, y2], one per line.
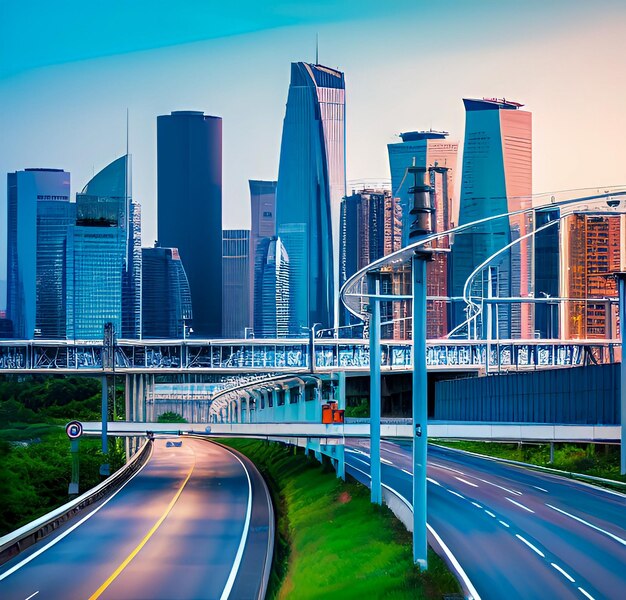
[388, 130, 458, 246]
[142, 246, 192, 338]
[249, 180, 277, 326]
[275, 62, 346, 334]
[254, 236, 290, 338]
[157, 110, 222, 337]
[66, 155, 138, 340]
[451, 98, 532, 339]
[6, 168, 73, 339]
[534, 208, 561, 338]
[222, 229, 251, 338]
[562, 213, 624, 339]
[339, 189, 402, 337]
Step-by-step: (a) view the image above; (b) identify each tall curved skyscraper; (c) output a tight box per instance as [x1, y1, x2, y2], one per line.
[276, 62, 346, 334]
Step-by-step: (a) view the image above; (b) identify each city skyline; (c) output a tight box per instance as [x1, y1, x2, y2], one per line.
[2, 1, 626, 289]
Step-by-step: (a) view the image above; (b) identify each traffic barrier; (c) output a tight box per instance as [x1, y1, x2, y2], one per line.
[0, 439, 152, 565]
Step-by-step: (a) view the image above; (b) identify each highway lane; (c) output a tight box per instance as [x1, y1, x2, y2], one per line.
[346, 440, 626, 600]
[0, 438, 271, 600]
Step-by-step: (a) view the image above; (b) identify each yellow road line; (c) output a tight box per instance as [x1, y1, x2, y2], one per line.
[89, 448, 197, 600]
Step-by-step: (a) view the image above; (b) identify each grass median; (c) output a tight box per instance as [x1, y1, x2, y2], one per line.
[220, 439, 461, 599]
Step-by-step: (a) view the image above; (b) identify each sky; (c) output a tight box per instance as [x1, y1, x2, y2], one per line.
[1, 0, 626, 286]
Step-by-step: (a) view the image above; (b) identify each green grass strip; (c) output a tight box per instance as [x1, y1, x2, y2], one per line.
[221, 439, 461, 599]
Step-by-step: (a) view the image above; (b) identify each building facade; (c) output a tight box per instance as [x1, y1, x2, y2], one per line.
[562, 213, 624, 339]
[142, 246, 192, 338]
[249, 180, 277, 327]
[157, 111, 222, 337]
[254, 236, 290, 338]
[66, 155, 138, 340]
[6, 168, 73, 339]
[222, 229, 251, 338]
[534, 207, 561, 338]
[275, 62, 346, 334]
[451, 98, 532, 339]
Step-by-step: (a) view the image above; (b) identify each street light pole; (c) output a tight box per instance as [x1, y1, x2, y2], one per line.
[616, 272, 626, 475]
[367, 273, 382, 505]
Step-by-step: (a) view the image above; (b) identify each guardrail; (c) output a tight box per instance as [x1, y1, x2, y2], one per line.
[0, 439, 152, 565]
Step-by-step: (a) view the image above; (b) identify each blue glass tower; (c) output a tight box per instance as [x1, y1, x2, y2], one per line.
[67, 155, 140, 340]
[6, 168, 73, 339]
[142, 246, 192, 338]
[275, 62, 346, 334]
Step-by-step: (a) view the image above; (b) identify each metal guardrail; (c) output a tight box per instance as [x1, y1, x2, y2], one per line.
[0, 439, 152, 565]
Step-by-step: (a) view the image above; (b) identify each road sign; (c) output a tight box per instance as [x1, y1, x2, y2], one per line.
[66, 420, 83, 439]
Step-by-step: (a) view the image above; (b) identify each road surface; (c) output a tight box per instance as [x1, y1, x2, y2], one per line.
[0, 437, 272, 600]
[346, 439, 626, 600]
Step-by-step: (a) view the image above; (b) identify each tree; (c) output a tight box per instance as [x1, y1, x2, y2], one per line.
[157, 412, 187, 423]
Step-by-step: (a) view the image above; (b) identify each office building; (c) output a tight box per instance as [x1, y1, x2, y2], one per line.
[6, 168, 73, 339]
[249, 180, 277, 326]
[66, 155, 137, 340]
[222, 229, 251, 338]
[157, 110, 222, 337]
[275, 62, 346, 334]
[451, 98, 532, 339]
[562, 213, 624, 339]
[534, 208, 561, 338]
[142, 246, 192, 338]
[254, 237, 290, 338]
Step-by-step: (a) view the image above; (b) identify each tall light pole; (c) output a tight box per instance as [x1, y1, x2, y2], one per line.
[367, 273, 382, 505]
[616, 272, 626, 475]
[408, 166, 434, 569]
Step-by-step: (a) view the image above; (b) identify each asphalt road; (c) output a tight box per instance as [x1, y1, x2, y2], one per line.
[0, 438, 272, 600]
[345, 439, 626, 600]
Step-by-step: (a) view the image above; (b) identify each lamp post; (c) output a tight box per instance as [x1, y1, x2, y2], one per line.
[615, 272, 626, 475]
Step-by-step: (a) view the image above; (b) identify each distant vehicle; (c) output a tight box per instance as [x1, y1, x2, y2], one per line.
[166, 441, 183, 447]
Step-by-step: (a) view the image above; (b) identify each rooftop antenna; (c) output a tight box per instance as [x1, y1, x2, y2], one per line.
[126, 107, 129, 157]
[315, 33, 319, 64]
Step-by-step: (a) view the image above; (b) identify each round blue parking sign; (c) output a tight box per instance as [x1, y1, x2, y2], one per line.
[66, 420, 83, 439]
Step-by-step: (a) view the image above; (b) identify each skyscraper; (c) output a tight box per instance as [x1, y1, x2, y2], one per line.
[451, 98, 532, 339]
[534, 207, 560, 338]
[222, 229, 251, 338]
[249, 180, 277, 326]
[142, 246, 192, 338]
[339, 188, 402, 337]
[254, 236, 290, 338]
[562, 213, 624, 339]
[275, 62, 346, 334]
[157, 110, 222, 337]
[6, 168, 73, 339]
[66, 155, 138, 340]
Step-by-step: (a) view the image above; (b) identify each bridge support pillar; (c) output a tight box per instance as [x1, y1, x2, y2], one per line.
[125, 373, 149, 424]
[335, 444, 345, 480]
[368, 273, 382, 506]
[618, 272, 626, 475]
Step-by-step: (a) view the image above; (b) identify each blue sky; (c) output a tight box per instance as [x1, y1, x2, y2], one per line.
[1, 0, 626, 287]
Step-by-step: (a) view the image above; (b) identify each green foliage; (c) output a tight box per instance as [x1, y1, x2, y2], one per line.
[345, 397, 369, 418]
[221, 439, 460, 599]
[157, 411, 188, 423]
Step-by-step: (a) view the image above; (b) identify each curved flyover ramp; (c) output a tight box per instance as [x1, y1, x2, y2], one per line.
[0, 438, 273, 600]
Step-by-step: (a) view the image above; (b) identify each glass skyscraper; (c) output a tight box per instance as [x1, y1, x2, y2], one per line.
[142, 246, 192, 338]
[275, 62, 346, 334]
[6, 168, 73, 339]
[254, 236, 290, 338]
[451, 98, 532, 339]
[66, 155, 139, 340]
[222, 229, 251, 338]
[157, 111, 222, 337]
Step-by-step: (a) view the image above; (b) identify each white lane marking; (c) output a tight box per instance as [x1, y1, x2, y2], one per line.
[455, 476, 479, 488]
[431, 462, 465, 475]
[471, 502, 483, 509]
[381, 447, 406, 457]
[426, 477, 441, 486]
[499, 520, 510, 528]
[578, 587, 595, 600]
[0, 443, 154, 582]
[472, 476, 522, 496]
[515, 534, 545, 557]
[484, 510, 496, 518]
[381, 457, 393, 465]
[448, 490, 465, 500]
[24, 592, 39, 600]
[505, 497, 535, 513]
[350, 456, 371, 467]
[401, 468, 412, 475]
[346, 463, 481, 600]
[546, 503, 626, 547]
[427, 524, 482, 600]
[219, 447, 253, 600]
[551, 562, 575, 583]
[533, 485, 549, 493]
